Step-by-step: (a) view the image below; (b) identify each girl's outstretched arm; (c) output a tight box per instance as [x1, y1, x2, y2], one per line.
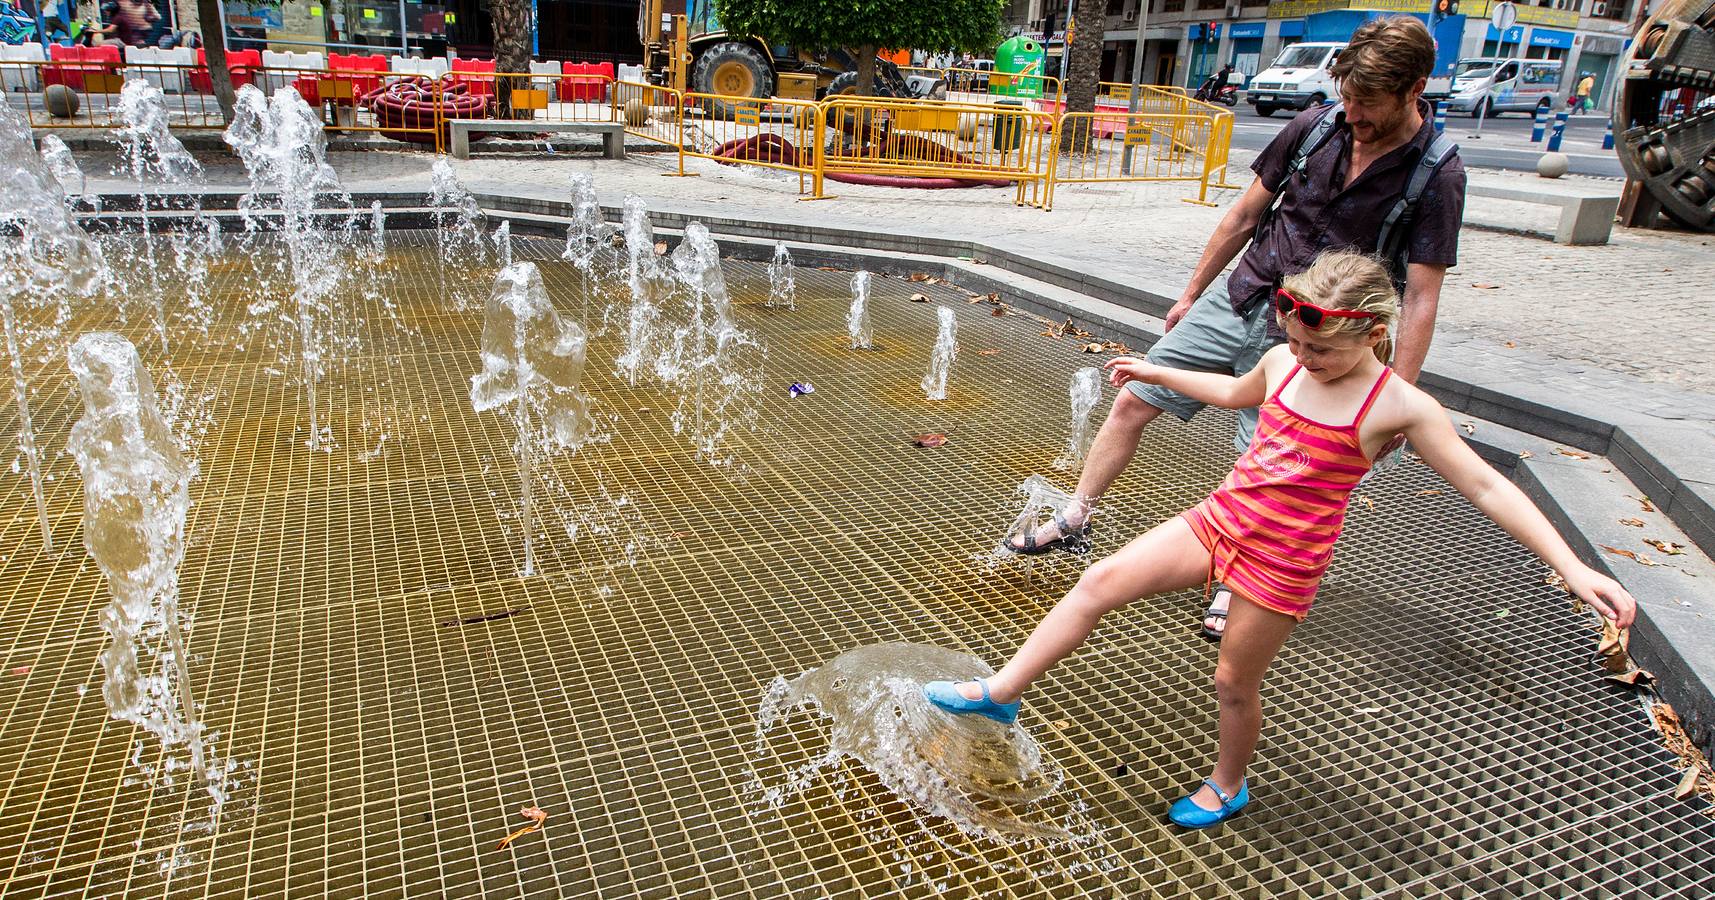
[1401, 391, 1638, 627]
[1105, 346, 1277, 411]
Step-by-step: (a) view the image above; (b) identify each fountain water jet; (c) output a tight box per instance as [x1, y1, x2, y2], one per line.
[766, 242, 796, 310]
[1053, 368, 1103, 471]
[115, 78, 203, 356]
[847, 270, 874, 350]
[429, 159, 483, 305]
[224, 84, 351, 451]
[1, 102, 105, 552]
[662, 222, 759, 465]
[38, 134, 94, 209]
[493, 221, 513, 268]
[921, 306, 957, 401]
[67, 332, 223, 810]
[369, 200, 386, 260]
[471, 262, 594, 576]
[615, 196, 663, 386]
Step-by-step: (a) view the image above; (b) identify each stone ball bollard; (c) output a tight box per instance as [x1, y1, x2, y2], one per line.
[1536, 151, 1569, 179]
[623, 98, 649, 127]
[45, 84, 81, 119]
[956, 114, 979, 142]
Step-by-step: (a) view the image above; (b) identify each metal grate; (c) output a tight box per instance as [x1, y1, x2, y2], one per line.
[0, 231, 1710, 899]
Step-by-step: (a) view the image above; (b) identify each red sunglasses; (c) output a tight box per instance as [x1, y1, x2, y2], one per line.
[1273, 287, 1378, 330]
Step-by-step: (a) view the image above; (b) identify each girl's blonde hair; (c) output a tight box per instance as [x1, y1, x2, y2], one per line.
[1277, 250, 1400, 363]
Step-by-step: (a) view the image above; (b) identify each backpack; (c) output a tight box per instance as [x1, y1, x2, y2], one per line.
[1254, 103, 1459, 287]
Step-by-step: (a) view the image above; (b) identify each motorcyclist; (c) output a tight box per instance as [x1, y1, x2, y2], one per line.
[1197, 63, 1237, 101]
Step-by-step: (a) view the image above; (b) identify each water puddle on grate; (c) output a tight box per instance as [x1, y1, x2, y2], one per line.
[751, 642, 1115, 882]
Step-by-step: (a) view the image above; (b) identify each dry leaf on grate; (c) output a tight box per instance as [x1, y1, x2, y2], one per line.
[910, 293, 929, 303]
[909, 272, 932, 282]
[910, 432, 949, 448]
[977, 349, 1000, 356]
[496, 805, 548, 850]
[1605, 668, 1655, 687]
[1594, 619, 1632, 673]
[1654, 703, 1715, 807]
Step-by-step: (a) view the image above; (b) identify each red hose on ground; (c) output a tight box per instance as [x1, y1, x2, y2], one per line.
[362, 76, 490, 144]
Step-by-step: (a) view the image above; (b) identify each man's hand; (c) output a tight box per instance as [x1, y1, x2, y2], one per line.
[1164, 297, 1196, 332]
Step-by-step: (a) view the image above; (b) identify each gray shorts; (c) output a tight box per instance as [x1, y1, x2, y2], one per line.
[1128, 283, 1281, 451]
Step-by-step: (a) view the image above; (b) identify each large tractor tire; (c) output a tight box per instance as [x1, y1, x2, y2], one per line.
[692, 41, 773, 119]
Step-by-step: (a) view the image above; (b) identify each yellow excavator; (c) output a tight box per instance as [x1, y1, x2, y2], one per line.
[636, 0, 945, 116]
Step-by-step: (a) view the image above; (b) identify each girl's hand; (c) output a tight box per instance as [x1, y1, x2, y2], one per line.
[1564, 565, 1638, 628]
[1104, 356, 1160, 389]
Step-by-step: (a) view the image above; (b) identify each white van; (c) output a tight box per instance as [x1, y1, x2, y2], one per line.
[1247, 42, 1344, 117]
[1446, 57, 1564, 117]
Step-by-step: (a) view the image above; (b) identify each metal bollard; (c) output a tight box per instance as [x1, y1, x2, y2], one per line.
[1546, 109, 1569, 152]
[1531, 106, 1548, 143]
[1602, 119, 1614, 150]
[1434, 100, 1447, 134]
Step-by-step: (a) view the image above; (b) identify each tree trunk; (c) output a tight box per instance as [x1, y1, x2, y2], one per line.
[492, 0, 533, 119]
[854, 44, 878, 96]
[1061, 0, 1105, 149]
[195, 0, 236, 125]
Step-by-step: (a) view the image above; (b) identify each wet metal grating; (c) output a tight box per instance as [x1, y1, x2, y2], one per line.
[0, 232, 1710, 898]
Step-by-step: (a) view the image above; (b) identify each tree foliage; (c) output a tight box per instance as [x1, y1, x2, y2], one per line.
[714, 0, 1004, 58]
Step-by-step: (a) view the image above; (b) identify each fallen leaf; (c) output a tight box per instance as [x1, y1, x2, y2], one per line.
[1644, 539, 1686, 556]
[1606, 668, 1655, 687]
[1051, 719, 1069, 730]
[1601, 545, 1658, 567]
[1460, 421, 1477, 435]
[908, 272, 931, 282]
[977, 349, 1001, 356]
[1553, 447, 1591, 459]
[1674, 767, 1701, 801]
[911, 433, 948, 448]
[653, 240, 668, 256]
[1543, 571, 1566, 590]
[1504, 340, 1517, 349]
[8, 665, 29, 676]
[637, 407, 652, 413]
[1595, 619, 1632, 672]
[910, 292, 929, 303]
[1634, 495, 1657, 512]
[1417, 489, 1443, 496]
[1619, 517, 1645, 527]
[1471, 282, 1502, 289]
[1081, 342, 1104, 353]
[986, 292, 999, 302]
[496, 805, 548, 851]
[991, 307, 1004, 317]
[1518, 450, 1534, 459]
[1358, 495, 1375, 510]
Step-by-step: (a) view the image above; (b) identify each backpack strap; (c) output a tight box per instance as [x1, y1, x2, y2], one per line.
[1253, 103, 1344, 247]
[1376, 131, 1459, 285]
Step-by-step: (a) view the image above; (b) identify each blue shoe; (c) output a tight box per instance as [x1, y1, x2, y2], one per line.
[921, 678, 1021, 725]
[1167, 778, 1250, 829]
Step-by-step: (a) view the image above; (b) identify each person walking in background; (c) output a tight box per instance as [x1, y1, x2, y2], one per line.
[1575, 72, 1596, 113]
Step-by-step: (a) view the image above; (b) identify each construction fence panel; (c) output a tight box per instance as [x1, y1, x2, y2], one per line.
[483, 71, 616, 123]
[612, 80, 682, 148]
[943, 67, 1062, 107]
[4, 61, 224, 129]
[677, 92, 821, 193]
[1047, 110, 1230, 209]
[819, 96, 1053, 207]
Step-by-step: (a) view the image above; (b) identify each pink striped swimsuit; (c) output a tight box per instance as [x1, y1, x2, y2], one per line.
[1181, 365, 1392, 620]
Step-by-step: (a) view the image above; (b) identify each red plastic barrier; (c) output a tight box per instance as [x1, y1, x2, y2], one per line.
[450, 57, 496, 98]
[326, 53, 388, 101]
[557, 61, 612, 102]
[362, 75, 489, 144]
[190, 48, 260, 93]
[42, 44, 120, 90]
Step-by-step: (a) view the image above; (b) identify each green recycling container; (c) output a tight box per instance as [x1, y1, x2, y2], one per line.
[992, 99, 1025, 151]
[993, 36, 1046, 98]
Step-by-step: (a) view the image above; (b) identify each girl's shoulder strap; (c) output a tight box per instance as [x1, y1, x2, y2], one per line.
[1269, 362, 1302, 405]
[1352, 367, 1394, 429]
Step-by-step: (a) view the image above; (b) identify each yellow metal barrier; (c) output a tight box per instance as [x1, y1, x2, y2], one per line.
[1046, 109, 1232, 209]
[678, 92, 821, 193]
[612, 80, 683, 148]
[484, 71, 616, 122]
[819, 95, 1053, 207]
[944, 67, 1062, 106]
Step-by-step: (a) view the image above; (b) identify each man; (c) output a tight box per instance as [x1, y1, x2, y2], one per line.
[1197, 62, 1236, 101]
[1006, 16, 1466, 638]
[1575, 72, 1596, 113]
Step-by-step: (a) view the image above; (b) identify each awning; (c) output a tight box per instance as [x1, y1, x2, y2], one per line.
[1528, 28, 1574, 49]
[1277, 19, 1305, 38]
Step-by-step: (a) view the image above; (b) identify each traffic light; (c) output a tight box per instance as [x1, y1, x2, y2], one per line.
[1434, 0, 1459, 17]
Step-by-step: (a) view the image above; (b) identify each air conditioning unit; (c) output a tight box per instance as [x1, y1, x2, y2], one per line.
[1124, 7, 1137, 22]
[1592, 1, 1608, 15]
[1227, 3, 1242, 18]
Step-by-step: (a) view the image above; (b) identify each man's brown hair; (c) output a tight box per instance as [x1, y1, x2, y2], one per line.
[1330, 16, 1437, 100]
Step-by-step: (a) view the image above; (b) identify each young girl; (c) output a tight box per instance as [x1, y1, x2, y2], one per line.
[924, 250, 1637, 828]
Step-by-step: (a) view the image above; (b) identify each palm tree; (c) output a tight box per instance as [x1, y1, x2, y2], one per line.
[491, 0, 532, 118]
[195, 0, 236, 124]
[1060, 0, 1104, 150]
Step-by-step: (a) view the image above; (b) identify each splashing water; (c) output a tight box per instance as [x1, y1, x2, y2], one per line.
[430, 159, 484, 304]
[369, 200, 386, 259]
[1053, 368, 1104, 471]
[224, 84, 351, 451]
[1, 101, 106, 552]
[614, 195, 662, 386]
[115, 78, 203, 355]
[37, 135, 93, 207]
[471, 262, 595, 577]
[766, 241, 796, 310]
[995, 475, 1081, 561]
[753, 643, 1101, 846]
[493, 221, 513, 268]
[67, 333, 224, 811]
[847, 270, 874, 350]
[922, 306, 957, 401]
[661, 222, 760, 466]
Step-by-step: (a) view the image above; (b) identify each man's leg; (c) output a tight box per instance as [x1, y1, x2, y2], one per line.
[1008, 287, 1247, 550]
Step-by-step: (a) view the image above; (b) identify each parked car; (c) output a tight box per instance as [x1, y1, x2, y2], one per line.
[1445, 57, 1564, 117]
[1246, 42, 1343, 117]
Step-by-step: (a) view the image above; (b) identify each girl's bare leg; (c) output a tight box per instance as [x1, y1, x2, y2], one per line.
[959, 517, 1211, 704]
[1186, 593, 1297, 810]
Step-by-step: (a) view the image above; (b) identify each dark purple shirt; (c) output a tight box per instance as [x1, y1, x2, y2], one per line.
[1227, 100, 1466, 317]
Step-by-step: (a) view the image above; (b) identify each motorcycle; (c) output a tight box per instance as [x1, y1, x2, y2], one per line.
[1194, 82, 1240, 107]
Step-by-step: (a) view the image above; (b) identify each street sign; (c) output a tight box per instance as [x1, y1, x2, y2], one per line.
[1491, 1, 1518, 34]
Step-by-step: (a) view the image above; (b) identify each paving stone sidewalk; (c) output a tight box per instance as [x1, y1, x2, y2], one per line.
[77, 141, 1715, 403]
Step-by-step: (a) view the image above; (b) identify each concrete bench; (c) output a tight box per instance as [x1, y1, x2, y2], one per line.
[1465, 181, 1620, 245]
[447, 119, 626, 160]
